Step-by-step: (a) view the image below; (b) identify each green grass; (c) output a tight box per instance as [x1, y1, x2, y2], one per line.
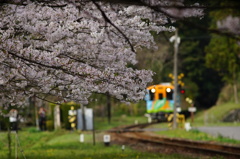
[193, 102, 240, 126]
[147, 120, 240, 145]
[94, 115, 148, 130]
[0, 128, 195, 159]
[154, 128, 240, 145]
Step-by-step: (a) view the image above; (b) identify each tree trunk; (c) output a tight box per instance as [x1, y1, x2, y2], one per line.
[33, 95, 39, 130]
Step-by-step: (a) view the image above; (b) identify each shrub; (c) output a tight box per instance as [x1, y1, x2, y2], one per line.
[46, 120, 54, 131]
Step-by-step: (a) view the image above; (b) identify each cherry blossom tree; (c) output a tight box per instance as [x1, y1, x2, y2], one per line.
[217, 15, 240, 44]
[0, 0, 203, 110]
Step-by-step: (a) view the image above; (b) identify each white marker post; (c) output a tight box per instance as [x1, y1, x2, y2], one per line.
[148, 117, 152, 123]
[80, 134, 84, 143]
[103, 135, 111, 146]
[122, 145, 125, 152]
[185, 122, 191, 131]
[188, 106, 197, 124]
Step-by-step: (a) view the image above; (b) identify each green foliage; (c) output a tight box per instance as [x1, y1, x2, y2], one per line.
[182, 78, 199, 100]
[46, 120, 54, 131]
[60, 103, 72, 130]
[112, 101, 146, 117]
[205, 36, 240, 83]
[177, 18, 223, 108]
[0, 115, 8, 130]
[216, 84, 240, 104]
[204, 0, 240, 104]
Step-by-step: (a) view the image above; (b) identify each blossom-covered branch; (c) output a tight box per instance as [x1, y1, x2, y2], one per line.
[0, 0, 203, 107]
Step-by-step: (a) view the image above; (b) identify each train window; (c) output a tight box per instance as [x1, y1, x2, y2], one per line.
[149, 90, 155, 101]
[158, 93, 163, 100]
[166, 88, 173, 100]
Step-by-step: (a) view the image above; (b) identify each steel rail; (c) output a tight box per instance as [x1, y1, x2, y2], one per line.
[109, 123, 240, 159]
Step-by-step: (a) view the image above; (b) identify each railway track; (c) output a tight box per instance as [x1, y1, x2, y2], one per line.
[108, 123, 240, 159]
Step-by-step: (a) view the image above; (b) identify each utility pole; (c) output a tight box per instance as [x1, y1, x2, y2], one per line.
[170, 29, 180, 129]
[107, 93, 111, 124]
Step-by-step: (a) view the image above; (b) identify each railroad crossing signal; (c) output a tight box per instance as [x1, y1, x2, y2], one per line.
[180, 89, 185, 94]
[185, 97, 196, 123]
[167, 113, 185, 129]
[185, 97, 193, 104]
[169, 73, 185, 93]
[169, 73, 185, 87]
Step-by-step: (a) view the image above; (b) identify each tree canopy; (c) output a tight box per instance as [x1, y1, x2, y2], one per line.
[0, 0, 204, 110]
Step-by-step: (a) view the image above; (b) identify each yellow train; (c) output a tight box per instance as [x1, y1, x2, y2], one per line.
[145, 83, 175, 121]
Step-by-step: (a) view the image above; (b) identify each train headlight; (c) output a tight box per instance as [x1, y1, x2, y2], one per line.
[151, 88, 156, 93]
[166, 88, 172, 93]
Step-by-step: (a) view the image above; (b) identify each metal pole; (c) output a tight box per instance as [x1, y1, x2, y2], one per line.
[92, 111, 96, 146]
[173, 29, 179, 129]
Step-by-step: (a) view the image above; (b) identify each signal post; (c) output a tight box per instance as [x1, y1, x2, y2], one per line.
[169, 29, 181, 129]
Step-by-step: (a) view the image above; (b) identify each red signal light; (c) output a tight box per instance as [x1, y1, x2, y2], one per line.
[180, 89, 185, 94]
